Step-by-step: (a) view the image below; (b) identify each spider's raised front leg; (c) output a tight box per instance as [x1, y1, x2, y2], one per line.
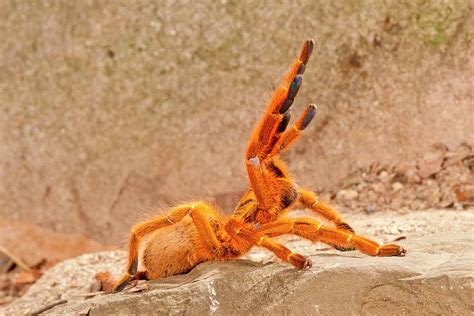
[244, 39, 317, 217]
[246, 38, 316, 162]
[260, 217, 406, 257]
[114, 201, 225, 292]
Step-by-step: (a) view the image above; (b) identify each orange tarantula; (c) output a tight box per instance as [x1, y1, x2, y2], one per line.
[114, 39, 406, 292]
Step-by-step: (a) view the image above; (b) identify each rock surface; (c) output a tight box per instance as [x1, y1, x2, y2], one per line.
[2, 210, 473, 315]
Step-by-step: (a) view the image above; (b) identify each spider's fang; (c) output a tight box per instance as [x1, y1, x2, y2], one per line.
[299, 104, 317, 130]
[299, 38, 315, 65]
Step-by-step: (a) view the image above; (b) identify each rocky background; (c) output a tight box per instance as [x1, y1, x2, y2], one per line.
[1, 1, 472, 245]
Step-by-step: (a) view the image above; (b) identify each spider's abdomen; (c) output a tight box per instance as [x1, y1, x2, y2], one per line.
[139, 217, 208, 279]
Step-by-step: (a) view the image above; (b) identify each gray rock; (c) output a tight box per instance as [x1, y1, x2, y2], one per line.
[3, 210, 473, 315]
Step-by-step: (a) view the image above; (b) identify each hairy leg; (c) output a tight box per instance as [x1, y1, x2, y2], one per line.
[115, 202, 225, 292]
[266, 104, 317, 159]
[246, 39, 315, 161]
[244, 39, 318, 212]
[260, 217, 406, 257]
[225, 219, 312, 269]
[295, 189, 354, 232]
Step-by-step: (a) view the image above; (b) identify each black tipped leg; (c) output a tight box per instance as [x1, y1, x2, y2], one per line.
[298, 104, 317, 130]
[280, 98, 294, 114]
[299, 38, 315, 65]
[276, 111, 291, 133]
[297, 63, 306, 75]
[288, 75, 303, 100]
[114, 275, 134, 293]
[279, 75, 303, 114]
[128, 258, 138, 275]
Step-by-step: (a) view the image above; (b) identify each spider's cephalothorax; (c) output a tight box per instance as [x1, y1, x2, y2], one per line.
[114, 39, 406, 292]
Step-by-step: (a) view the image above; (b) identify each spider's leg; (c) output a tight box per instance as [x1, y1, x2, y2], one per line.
[225, 218, 312, 269]
[295, 189, 355, 233]
[245, 157, 298, 216]
[260, 218, 406, 257]
[114, 204, 195, 291]
[266, 104, 317, 159]
[294, 189, 355, 251]
[114, 202, 226, 292]
[247, 39, 315, 161]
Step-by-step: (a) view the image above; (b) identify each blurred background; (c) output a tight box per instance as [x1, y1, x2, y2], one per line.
[0, 0, 473, 304]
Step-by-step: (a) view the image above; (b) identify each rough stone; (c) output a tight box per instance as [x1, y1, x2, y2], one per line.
[2, 210, 472, 315]
[336, 189, 359, 200]
[391, 182, 404, 193]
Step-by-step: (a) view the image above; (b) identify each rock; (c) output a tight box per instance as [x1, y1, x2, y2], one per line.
[2, 210, 473, 315]
[371, 183, 385, 194]
[378, 171, 391, 183]
[364, 204, 378, 214]
[336, 189, 359, 200]
[340, 174, 363, 188]
[422, 149, 445, 162]
[454, 185, 474, 204]
[404, 167, 422, 184]
[391, 182, 404, 193]
[444, 152, 471, 168]
[0, 251, 14, 274]
[394, 162, 413, 177]
[0, 219, 114, 268]
[417, 158, 443, 179]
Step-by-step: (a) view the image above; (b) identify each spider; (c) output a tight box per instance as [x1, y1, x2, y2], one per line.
[114, 39, 406, 292]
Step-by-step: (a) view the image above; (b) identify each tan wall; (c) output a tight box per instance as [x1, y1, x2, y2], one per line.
[1, 0, 472, 244]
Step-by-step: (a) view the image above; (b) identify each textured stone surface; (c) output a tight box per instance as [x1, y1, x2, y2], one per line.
[3, 210, 473, 315]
